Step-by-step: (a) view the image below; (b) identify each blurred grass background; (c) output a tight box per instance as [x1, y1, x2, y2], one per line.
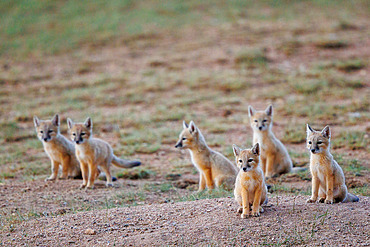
[1, 0, 369, 58]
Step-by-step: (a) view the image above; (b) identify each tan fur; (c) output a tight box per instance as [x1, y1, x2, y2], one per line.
[67, 117, 141, 189]
[248, 105, 292, 178]
[175, 121, 238, 191]
[34, 114, 81, 181]
[306, 125, 359, 204]
[233, 143, 267, 218]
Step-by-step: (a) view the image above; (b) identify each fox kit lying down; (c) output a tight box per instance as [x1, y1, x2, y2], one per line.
[34, 114, 81, 181]
[248, 105, 294, 178]
[306, 125, 359, 204]
[67, 117, 141, 189]
[233, 143, 267, 218]
[175, 121, 238, 191]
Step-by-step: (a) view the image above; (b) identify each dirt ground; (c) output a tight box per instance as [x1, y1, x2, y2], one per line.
[1, 195, 369, 246]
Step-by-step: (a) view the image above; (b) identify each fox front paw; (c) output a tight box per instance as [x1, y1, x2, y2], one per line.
[241, 213, 249, 219]
[252, 211, 260, 217]
[85, 185, 95, 190]
[79, 184, 87, 189]
[324, 199, 333, 204]
[306, 198, 317, 203]
[106, 183, 113, 188]
[237, 207, 243, 214]
[45, 176, 56, 182]
[318, 198, 326, 203]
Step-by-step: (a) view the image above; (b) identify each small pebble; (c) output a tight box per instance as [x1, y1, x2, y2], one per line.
[84, 229, 96, 235]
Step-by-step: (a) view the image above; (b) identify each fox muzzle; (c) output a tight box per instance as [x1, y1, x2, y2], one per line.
[175, 141, 182, 148]
[42, 134, 51, 142]
[74, 136, 84, 145]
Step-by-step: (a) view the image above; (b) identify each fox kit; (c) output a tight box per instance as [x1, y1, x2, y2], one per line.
[34, 114, 81, 181]
[233, 143, 267, 218]
[67, 117, 141, 189]
[248, 105, 293, 178]
[306, 125, 359, 204]
[175, 121, 238, 191]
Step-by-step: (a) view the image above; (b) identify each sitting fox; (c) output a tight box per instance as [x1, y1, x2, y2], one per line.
[67, 117, 141, 189]
[175, 121, 238, 191]
[306, 125, 359, 204]
[34, 114, 81, 181]
[248, 105, 295, 178]
[233, 143, 267, 218]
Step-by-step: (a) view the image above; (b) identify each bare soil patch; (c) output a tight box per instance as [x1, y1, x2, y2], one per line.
[1, 196, 368, 246]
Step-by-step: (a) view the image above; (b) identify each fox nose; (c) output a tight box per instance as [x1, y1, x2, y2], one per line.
[311, 149, 316, 153]
[76, 140, 80, 144]
[175, 143, 182, 148]
[43, 138, 48, 142]
[259, 126, 263, 130]
[242, 167, 247, 172]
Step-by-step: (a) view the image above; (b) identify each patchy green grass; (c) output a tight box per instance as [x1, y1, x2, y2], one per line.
[3, 0, 366, 58]
[335, 60, 366, 72]
[278, 40, 302, 56]
[178, 188, 233, 202]
[234, 48, 268, 67]
[332, 131, 369, 151]
[350, 185, 369, 197]
[270, 184, 311, 196]
[116, 168, 155, 180]
[314, 39, 349, 49]
[282, 125, 307, 144]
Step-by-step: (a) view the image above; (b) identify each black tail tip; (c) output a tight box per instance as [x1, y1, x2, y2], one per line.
[353, 195, 360, 202]
[132, 161, 141, 167]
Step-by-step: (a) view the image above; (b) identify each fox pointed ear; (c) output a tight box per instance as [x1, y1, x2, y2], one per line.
[183, 120, 189, 129]
[67, 118, 74, 129]
[232, 144, 240, 157]
[33, 116, 40, 127]
[306, 124, 314, 135]
[321, 125, 331, 139]
[188, 121, 197, 134]
[51, 114, 60, 127]
[248, 105, 255, 117]
[265, 105, 273, 116]
[84, 117, 92, 129]
[252, 143, 260, 156]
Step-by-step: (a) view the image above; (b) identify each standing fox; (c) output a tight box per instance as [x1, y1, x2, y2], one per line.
[34, 114, 81, 181]
[67, 117, 141, 189]
[248, 105, 293, 178]
[175, 121, 238, 191]
[233, 143, 267, 218]
[306, 125, 359, 203]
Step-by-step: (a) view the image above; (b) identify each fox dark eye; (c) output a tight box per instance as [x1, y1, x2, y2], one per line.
[182, 137, 186, 140]
[263, 119, 267, 122]
[40, 131, 43, 134]
[254, 120, 258, 122]
[48, 130, 53, 133]
[239, 159, 242, 163]
[308, 141, 312, 144]
[248, 159, 253, 162]
[72, 133, 76, 136]
[81, 133, 86, 136]
[317, 141, 322, 144]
